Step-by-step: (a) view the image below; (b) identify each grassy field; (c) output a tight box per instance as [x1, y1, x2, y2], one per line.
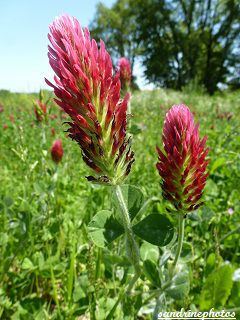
[0, 88, 240, 319]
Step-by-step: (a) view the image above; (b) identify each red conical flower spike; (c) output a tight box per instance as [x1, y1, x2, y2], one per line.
[118, 57, 131, 91]
[51, 140, 64, 163]
[33, 90, 47, 122]
[51, 127, 56, 136]
[34, 99, 47, 122]
[9, 114, 15, 122]
[156, 105, 209, 212]
[46, 14, 134, 184]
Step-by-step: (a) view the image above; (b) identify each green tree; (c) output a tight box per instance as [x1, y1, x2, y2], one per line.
[89, 0, 142, 71]
[134, 0, 240, 93]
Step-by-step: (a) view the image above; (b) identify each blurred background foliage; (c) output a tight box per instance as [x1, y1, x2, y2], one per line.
[90, 0, 240, 94]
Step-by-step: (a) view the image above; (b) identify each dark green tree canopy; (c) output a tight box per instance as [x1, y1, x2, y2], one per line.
[89, 0, 142, 71]
[90, 0, 240, 93]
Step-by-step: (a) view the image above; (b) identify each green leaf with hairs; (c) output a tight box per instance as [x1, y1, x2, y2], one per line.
[165, 265, 190, 300]
[132, 214, 174, 246]
[200, 263, 233, 309]
[88, 210, 124, 248]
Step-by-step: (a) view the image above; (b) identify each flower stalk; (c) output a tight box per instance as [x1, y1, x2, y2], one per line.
[154, 104, 209, 308]
[113, 185, 141, 294]
[171, 214, 185, 273]
[46, 14, 139, 295]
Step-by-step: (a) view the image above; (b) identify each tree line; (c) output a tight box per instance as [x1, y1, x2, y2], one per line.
[89, 0, 240, 93]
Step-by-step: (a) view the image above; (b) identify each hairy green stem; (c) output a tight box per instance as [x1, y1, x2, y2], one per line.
[113, 185, 141, 294]
[114, 185, 131, 228]
[128, 99, 131, 116]
[172, 214, 185, 272]
[89, 292, 96, 320]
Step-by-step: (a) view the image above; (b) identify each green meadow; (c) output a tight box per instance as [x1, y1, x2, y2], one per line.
[0, 88, 240, 319]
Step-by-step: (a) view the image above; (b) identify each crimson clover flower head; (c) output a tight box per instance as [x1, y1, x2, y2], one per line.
[51, 139, 64, 163]
[34, 99, 47, 122]
[51, 127, 56, 136]
[9, 114, 15, 123]
[118, 57, 131, 90]
[156, 105, 209, 212]
[33, 90, 47, 122]
[46, 14, 134, 184]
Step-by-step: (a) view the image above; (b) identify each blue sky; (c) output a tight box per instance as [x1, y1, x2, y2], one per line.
[0, 0, 149, 92]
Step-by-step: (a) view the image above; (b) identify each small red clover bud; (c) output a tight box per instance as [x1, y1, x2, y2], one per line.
[51, 139, 64, 163]
[118, 57, 131, 91]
